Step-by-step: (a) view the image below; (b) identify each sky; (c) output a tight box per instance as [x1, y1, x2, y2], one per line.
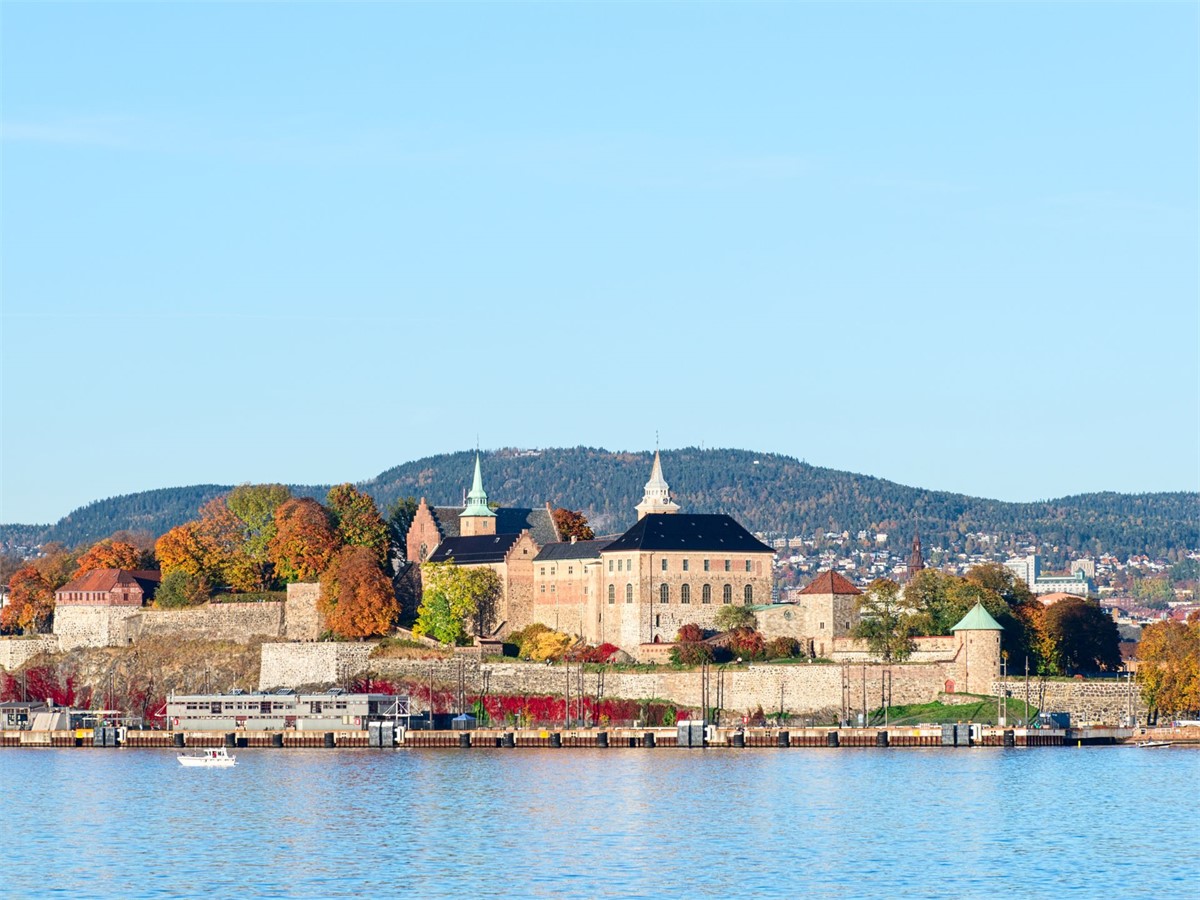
[2, 2, 1197, 524]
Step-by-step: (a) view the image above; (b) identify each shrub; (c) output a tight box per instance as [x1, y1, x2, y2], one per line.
[729, 627, 767, 661]
[675, 623, 705, 643]
[154, 571, 211, 609]
[670, 642, 715, 666]
[765, 636, 801, 660]
[507, 623, 551, 656]
[564, 642, 622, 663]
[524, 629, 574, 662]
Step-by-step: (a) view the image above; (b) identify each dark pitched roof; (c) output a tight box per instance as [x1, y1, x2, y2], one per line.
[56, 569, 162, 595]
[429, 505, 559, 547]
[534, 539, 613, 562]
[426, 534, 522, 565]
[601, 514, 775, 555]
[798, 571, 861, 596]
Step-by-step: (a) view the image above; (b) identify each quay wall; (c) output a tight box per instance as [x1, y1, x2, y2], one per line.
[281, 653, 955, 716]
[992, 680, 1148, 725]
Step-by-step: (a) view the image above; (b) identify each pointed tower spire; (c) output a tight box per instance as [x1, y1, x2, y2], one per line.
[459, 452, 497, 536]
[908, 526, 925, 581]
[635, 450, 681, 520]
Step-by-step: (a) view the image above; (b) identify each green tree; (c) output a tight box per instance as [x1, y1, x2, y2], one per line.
[1041, 597, 1122, 674]
[154, 570, 212, 609]
[226, 484, 292, 590]
[327, 484, 388, 563]
[386, 497, 420, 560]
[413, 562, 502, 645]
[714, 604, 757, 632]
[852, 578, 916, 662]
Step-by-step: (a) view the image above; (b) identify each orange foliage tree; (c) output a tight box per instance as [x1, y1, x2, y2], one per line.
[2, 566, 55, 635]
[32, 543, 79, 590]
[552, 508, 594, 542]
[74, 540, 146, 577]
[318, 547, 397, 639]
[269, 498, 340, 583]
[327, 484, 388, 563]
[155, 523, 212, 580]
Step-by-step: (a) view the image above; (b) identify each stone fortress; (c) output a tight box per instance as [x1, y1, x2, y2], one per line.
[0, 451, 1036, 717]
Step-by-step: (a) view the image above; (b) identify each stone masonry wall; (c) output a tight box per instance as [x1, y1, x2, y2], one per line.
[284, 583, 322, 641]
[54, 606, 140, 650]
[135, 602, 284, 642]
[0, 636, 59, 671]
[993, 679, 1147, 725]
[258, 643, 374, 689]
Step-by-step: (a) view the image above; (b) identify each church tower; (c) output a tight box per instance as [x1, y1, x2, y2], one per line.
[635, 450, 681, 520]
[908, 528, 925, 580]
[459, 453, 497, 537]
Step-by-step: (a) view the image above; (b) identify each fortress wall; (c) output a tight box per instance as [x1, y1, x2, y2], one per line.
[134, 602, 284, 643]
[0, 636, 59, 671]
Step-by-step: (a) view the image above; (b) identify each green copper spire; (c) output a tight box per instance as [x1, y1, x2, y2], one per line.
[462, 453, 496, 518]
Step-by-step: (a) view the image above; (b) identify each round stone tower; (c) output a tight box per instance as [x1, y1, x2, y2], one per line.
[951, 602, 1003, 696]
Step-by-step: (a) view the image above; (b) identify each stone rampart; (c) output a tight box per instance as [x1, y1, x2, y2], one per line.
[258, 643, 374, 689]
[136, 602, 284, 643]
[0, 636, 59, 671]
[993, 679, 1147, 725]
[284, 583, 322, 641]
[54, 606, 140, 650]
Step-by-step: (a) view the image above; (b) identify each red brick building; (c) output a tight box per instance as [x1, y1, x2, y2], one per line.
[55, 569, 162, 607]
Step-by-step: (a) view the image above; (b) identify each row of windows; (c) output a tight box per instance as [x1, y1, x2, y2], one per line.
[607, 584, 753, 605]
[539, 566, 576, 576]
[605, 558, 758, 574]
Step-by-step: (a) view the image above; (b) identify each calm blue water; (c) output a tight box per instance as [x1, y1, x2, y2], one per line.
[1, 747, 1195, 898]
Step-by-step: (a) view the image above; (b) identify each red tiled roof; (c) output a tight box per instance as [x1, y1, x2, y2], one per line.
[56, 569, 161, 594]
[798, 571, 861, 596]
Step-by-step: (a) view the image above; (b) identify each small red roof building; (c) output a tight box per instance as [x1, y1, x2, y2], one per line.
[55, 569, 162, 607]
[798, 571, 862, 596]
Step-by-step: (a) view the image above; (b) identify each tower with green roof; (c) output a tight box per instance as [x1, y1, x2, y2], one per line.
[459, 453, 497, 537]
[951, 601, 1003, 696]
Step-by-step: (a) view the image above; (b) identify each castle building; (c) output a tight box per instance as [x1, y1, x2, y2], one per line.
[55, 569, 161, 608]
[411, 450, 775, 654]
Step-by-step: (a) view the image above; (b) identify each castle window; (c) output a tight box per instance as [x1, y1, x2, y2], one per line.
[723, 585, 732, 604]
[745, 560, 752, 572]
[618, 560, 623, 572]
[540, 568, 545, 575]
[608, 560, 613, 573]
[626, 584, 633, 604]
[725, 559, 731, 572]
[608, 585, 615, 604]
[744, 584, 753, 604]
[551, 585, 556, 593]
[683, 559, 689, 572]
[661, 558, 668, 571]
[568, 567, 573, 575]
[702, 584, 712, 604]
[660, 584, 669, 604]
[703, 559, 710, 572]
[681, 585, 691, 604]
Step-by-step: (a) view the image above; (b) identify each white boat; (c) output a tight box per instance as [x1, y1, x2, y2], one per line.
[178, 747, 237, 767]
[1135, 740, 1172, 748]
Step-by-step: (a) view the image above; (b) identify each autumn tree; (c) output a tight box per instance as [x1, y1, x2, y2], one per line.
[852, 578, 916, 662]
[1, 566, 55, 635]
[156, 522, 214, 580]
[413, 562, 502, 645]
[1041, 597, 1122, 674]
[269, 498, 340, 583]
[552, 508, 594, 542]
[226, 484, 292, 590]
[327, 484, 388, 563]
[318, 547, 398, 640]
[32, 543, 78, 590]
[74, 539, 145, 577]
[1137, 613, 1200, 721]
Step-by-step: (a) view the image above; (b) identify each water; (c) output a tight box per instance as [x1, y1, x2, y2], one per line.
[1, 747, 1195, 898]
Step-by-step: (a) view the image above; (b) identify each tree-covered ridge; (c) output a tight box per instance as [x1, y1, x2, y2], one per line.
[2, 447, 1195, 562]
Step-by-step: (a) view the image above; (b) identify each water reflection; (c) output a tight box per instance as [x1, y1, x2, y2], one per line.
[0, 747, 1195, 898]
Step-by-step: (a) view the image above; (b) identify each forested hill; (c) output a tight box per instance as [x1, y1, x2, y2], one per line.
[2, 447, 1196, 562]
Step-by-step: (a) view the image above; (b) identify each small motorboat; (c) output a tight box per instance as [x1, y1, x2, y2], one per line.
[1135, 740, 1172, 748]
[178, 747, 237, 767]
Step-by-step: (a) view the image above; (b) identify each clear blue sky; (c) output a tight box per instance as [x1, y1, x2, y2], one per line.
[2, 2, 1196, 525]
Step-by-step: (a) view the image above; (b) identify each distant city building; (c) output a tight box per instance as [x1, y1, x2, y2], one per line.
[907, 530, 925, 581]
[1070, 558, 1097, 579]
[1005, 554, 1093, 597]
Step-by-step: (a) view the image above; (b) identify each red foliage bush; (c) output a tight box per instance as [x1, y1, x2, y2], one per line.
[675, 624, 705, 643]
[728, 627, 767, 661]
[765, 636, 802, 659]
[670, 642, 715, 666]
